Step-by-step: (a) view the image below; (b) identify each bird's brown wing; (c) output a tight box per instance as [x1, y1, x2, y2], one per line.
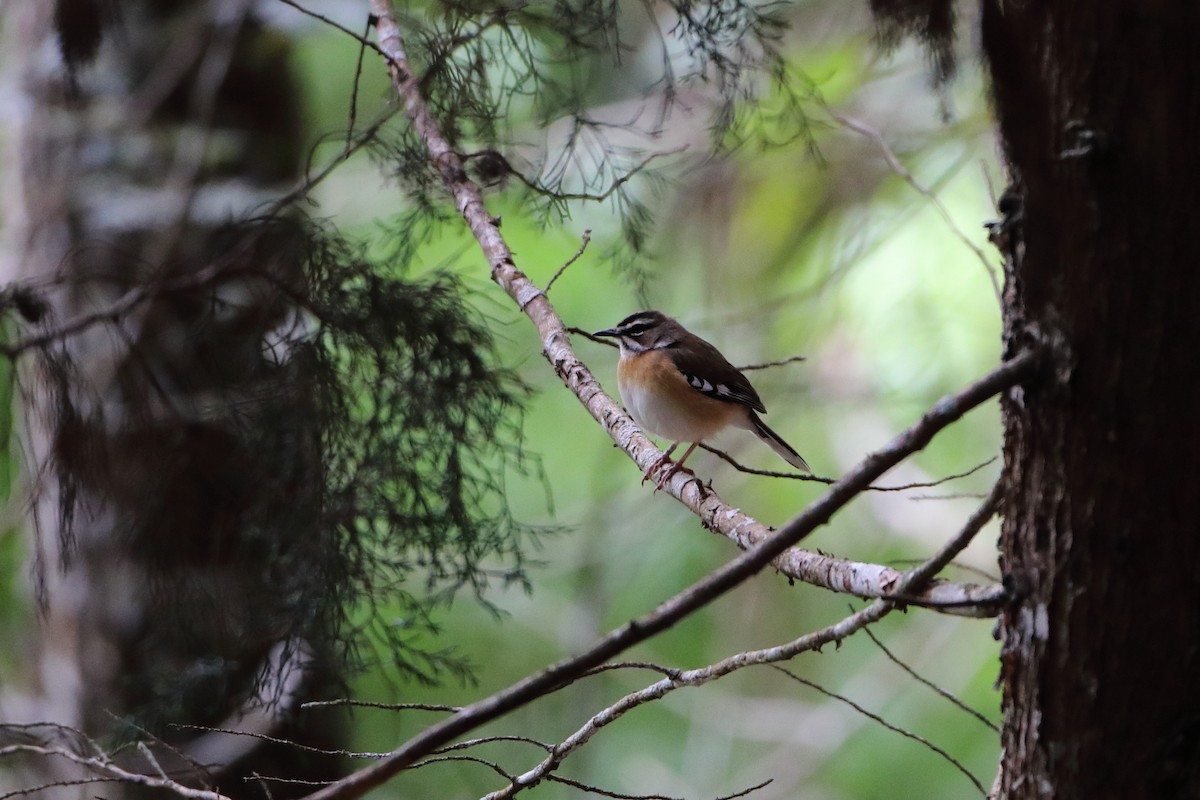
[666, 338, 767, 413]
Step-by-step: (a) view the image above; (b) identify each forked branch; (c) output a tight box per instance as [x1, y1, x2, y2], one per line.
[366, 0, 1029, 616]
[295, 12, 1042, 800]
[483, 481, 1001, 798]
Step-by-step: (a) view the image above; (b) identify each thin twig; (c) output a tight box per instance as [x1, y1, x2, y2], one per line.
[0, 776, 123, 800]
[773, 666, 987, 794]
[300, 700, 461, 712]
[908, 491, 990, 501]
[736, 355, 806, 371]
[0, 257, 250, 359]
[170, 725, 388, 760]
[481, 484, 1001, 799]
[512, 148, 686, 203]
[544, 230, 592, 293]
[434, 736, 552, 755]
[0, 743, 230, 800]
[713, 779, 774, 800]
[582, 661, 681, 679]
[887, 557, 1000, 583]
[698, 445, 997, 491]
[411, 754, 515, 781]
[274, 0, 387, 58]
[345, 13, 373, 150]
[835, 114, 1002, 302]
[545, 773, 680, 799]
[567, 326, 617, 347]
[862, 627, 999, 732]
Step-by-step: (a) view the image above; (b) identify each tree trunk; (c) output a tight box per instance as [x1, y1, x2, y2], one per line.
[984, 1, 1200, 797]
[0, 2, 342, 797]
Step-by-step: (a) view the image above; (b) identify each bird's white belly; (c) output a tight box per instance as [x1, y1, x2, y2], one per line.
[620, 378, 725, 443]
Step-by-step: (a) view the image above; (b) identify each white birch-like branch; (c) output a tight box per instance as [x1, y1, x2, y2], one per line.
[365, 0, 1014, 619]
[292, 6, 1041, 799]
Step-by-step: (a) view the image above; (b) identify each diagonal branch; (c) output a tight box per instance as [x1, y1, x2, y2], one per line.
[366, 0, 1026, 617]
[484, 482, 1003, 799]
[297, 6, 1040, 799]
[0, 741, 229, 800]
[773, 666, 986, 795]
[835, 113, 1002, 302]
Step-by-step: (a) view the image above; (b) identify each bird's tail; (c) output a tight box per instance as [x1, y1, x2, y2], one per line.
[750, 414, 811, 473]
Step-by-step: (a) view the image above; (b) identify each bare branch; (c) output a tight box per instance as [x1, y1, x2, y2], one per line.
[736, 354, 807, 371]
[698, 445, 997, 491]
[862, 626, 1000, 732]
[544, 230, 592, 293]
[512, 148, 685, 203]
[835, 113, 1002, 302]
[713, 779, 774, 800]
[772, 666, 987, 795]
[296, 6, 1036, 798]
[545, 774, 681, 800]
[0, 742, 230, 800]
[0, 256, 250, 360]
[479, 484, 1002, 798]
[300, 700, 461, 713]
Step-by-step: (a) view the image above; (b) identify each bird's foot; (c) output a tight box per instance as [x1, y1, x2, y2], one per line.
[651, 460, 695, 493]
[641, 452, 671, 485]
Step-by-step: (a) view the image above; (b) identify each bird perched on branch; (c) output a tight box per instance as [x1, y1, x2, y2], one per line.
[593, 310, 810, 488]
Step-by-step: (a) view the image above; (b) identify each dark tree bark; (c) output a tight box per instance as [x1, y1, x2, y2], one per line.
[984, 2, 1200, 797]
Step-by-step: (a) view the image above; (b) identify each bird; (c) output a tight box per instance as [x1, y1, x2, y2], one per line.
[593, 310, 810, 488]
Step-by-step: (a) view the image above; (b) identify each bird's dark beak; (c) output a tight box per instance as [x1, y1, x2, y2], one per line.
[592, 327, 618, 338]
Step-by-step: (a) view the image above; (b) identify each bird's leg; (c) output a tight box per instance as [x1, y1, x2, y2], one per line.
[653, 441, 701, 491]
[642, 442, 679, 485]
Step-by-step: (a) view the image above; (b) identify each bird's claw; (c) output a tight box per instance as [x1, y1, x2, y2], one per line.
[640, 453, 671, 485]
[647, 459, 695, 493]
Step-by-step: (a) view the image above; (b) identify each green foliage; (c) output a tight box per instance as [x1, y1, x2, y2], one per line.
[12, 217, 538, 731]
[306, 226, 538, 638]
[360, 0, 825, 257]
[232, 219, 540, 686]
[0, 0, 1007, 795]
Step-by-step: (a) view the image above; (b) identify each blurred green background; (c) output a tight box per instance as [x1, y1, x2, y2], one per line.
[2, 1, 1005, 798]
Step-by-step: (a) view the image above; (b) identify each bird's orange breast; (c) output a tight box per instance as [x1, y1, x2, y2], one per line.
[617, 350, 742, 442]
